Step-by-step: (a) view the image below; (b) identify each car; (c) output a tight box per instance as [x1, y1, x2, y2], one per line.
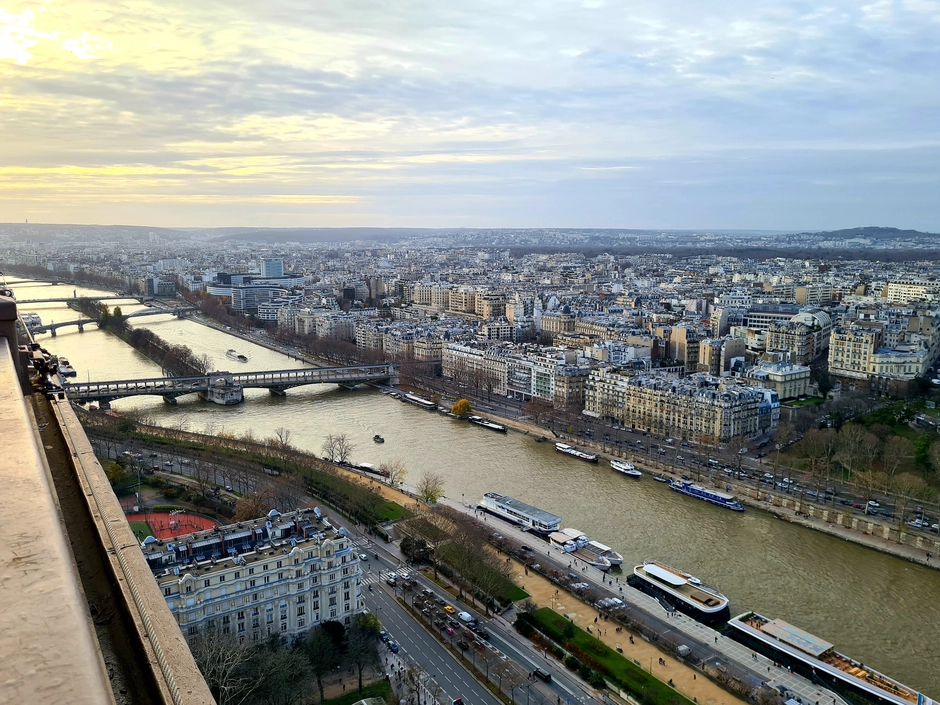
[379, 629, 389, 642]
[164, 460, 173, 467]
[359, 553, 368, 560]
[473, 627, 490, 640]
[443, 605, 456, 614]
[224, 485, 234, 492]
[867, 500, 881, 508]
[635, 440, 643, 446]
[676, 455, 685, 461]
[457, 640, 470, 650]
[435, 596, 446, 606]
[457, 611, 474, 624]
[533, 668, 553, 682]
[738, 448, 748, 454]
[803, 490, 818, 499]
[385, 576, 397, 587]
[454, 699, 464, 705]
[387, 641, 399, 653]
[445, 626, 454, 635]
[519, 545, 532, 552]
[434, 617, 446, 628]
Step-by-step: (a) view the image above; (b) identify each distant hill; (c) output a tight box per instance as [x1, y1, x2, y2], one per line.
[791, 226, 939, 241]
[209, 227, 439, 244]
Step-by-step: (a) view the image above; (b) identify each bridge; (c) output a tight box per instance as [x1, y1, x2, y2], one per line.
[64, 363, 399, 405]
[18, 295, 144, 305]
[33, 306, 198, 336]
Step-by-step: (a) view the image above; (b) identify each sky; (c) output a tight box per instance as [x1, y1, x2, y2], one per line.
[1, 0, 939, 231]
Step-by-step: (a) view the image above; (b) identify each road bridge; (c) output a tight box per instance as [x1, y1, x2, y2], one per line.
[64, 363, 399, 405]
[33, 306, 198, 336]
[18, 295, 143, 305]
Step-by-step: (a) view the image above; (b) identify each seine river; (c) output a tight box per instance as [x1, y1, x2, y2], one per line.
[14, 280, 940, 693]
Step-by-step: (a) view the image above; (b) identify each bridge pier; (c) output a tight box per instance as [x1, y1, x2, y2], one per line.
[77, 322, 84, 332]
[268, 388, 287, 397]
[162, 396, 178, 405]
[337, 383, 360, 390]
[50, 328, 56, 337]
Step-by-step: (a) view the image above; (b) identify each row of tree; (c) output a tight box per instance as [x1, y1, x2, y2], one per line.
[399, 505, 513, 614]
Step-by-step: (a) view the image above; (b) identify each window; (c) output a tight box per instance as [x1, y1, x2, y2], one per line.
[344, 591, 349, 601]
[219, 575, 226, 583]
[164, 587, 172, 596]
[264, 576, 270, 584]
[278, 572, 284, 580]
[297, 595, 305, 604]
[297, 606, 305, 616]
[295, 570, 302, 578]
[188, 626, 198, 636]
[249, 579, 256, 588]
[249, 568, 255, 575]
[186, 585, 192, 593]
[298, 619, 305, 628]
[329, 597, 337, 607]
[237, 611, 245, 620]
[262, 564, 268, 571]
[204, 579, 210, 588]
[234, 571, 240, 579]
[222, 615, 230, 624]
[276, 561, 282, 568]
[296, 582, 305, 591]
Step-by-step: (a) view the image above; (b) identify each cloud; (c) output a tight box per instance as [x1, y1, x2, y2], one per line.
[0, 0, 938, 228]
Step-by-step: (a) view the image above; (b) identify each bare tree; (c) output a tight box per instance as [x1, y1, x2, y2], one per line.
[883, 436, 915, 490]
[379, 458, 408, 487]
[189, 624, 259, 705]
[270, 474, 307, 513]
[274, 426, 293, 448]
[417, 470, 445, 504]
[233, 492, 272, 522]
[321, 434, 339, 462]
[335, 433, 356, 463]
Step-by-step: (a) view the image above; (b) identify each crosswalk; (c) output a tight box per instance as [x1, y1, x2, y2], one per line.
[361, 566, 412, 586]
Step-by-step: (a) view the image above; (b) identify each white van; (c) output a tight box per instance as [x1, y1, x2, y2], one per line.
[457, 611, 474, 624]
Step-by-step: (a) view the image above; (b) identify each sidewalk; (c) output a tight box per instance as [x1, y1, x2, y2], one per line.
[510, 561, 746, 705]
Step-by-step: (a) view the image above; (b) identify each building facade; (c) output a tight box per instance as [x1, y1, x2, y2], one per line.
[143, 509, 363, 645]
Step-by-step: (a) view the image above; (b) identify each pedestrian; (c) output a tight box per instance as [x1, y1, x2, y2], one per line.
[714, 636, 718, 644]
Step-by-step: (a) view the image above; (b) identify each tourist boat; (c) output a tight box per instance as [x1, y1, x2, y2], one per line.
[225, 349, 249, 362]
[628, 560, 730, 624]
[554, 442, 598, 463]
[549, 531, 611, 570]
[57, 357, 77, 377]
[669, 478, 744, 512]
[402, 392, 436, 410]
[557, 528, 623, 566]
[611, 459, 641, 478]
[480, 492, 561, 535]
[373, 434, 385, 443]
[468, 415, 508, 433]
[727, 612, 931, 705]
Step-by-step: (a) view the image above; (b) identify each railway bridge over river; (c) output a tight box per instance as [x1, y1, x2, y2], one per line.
[63, 363, 399, 406]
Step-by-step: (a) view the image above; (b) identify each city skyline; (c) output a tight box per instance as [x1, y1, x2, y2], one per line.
[2, 1, 939, 229]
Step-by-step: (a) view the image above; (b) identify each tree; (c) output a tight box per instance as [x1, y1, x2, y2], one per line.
[346, 621, 381, 692]
[883, 436, 915, 489]
[303, 626, 340, 702]
[233, 492, 271, 521]
[417, 469, 445, 504]
[249, 644, 312, 705]
[322, 433, 356, 463]
[451, 398, 472, 417]
[189, 624, 259, 705]
[274, 427, 293, 448]
[104, 461, 127, 486]
[379, 458, 408, 487]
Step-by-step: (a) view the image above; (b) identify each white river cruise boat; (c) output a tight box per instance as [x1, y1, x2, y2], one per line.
[554, 442, 598, 463]
[628, 560, 730, 624]
[480, 493, 561, 535]
[727, 612, 932, 705]
[557, 528, 623, 566]
[611, 459, 641, 478]
[548, 531, 611, 570]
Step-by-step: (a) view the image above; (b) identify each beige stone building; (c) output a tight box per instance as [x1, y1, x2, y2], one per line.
[585, 369, 771, 443]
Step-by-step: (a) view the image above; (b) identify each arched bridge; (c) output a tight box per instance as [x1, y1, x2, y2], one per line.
[64, 363, 399, 405]
[33, 306, 198, 336]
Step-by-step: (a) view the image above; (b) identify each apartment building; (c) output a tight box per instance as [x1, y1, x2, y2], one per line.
[585, 369, 772, 442]
[742, 356, 812, 400]
[829, 320, 933, 393]
[882, 280, 939, 304]
[143, 509, 363, 645]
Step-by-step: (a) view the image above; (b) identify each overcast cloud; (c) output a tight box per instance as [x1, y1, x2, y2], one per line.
[1, 0, 938, 229]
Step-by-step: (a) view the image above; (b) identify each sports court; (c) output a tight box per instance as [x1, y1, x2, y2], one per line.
[125, 511, 218, 540]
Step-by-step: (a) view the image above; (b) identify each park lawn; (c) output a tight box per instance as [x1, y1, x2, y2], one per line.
[323, 679, 392, 705]
[373, 500, 410, 523]
[783, 397, 825, 407]
[438, 544, 530, 604]
[530, 608, 695, 705]
[129, 521, 153, 540]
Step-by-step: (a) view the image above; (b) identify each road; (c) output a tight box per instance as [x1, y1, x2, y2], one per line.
[365, 582, 501, 705]
[364, 546, 596, 705]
